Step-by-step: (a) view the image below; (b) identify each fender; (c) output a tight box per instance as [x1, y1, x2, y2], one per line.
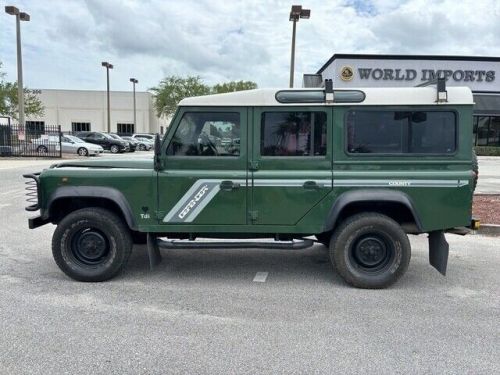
[323, 189, 423, 232]
[46, 186, 137, 230]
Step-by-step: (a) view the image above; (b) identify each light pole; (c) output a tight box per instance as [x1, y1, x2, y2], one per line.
[129, 78, 138, 133]
[101, 61, 113, 133]
[289, 5, 310, 88]
[5, 6, 30, 126]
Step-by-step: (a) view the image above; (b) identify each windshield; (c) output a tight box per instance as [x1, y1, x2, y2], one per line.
[102, 133, 114, 139]
[66, 135, 84, 143]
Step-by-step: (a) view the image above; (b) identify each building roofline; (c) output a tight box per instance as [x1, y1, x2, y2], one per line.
[317, 53, 500, 74]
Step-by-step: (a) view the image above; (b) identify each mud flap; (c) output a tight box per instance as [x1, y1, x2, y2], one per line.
[428, 231, 449, 276]
[146, 233, 162, 269]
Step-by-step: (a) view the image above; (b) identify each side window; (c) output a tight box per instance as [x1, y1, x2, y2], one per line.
[261, 111, 327, 156]
[167, 112, 240, 156]
[346, 110, 456, 154]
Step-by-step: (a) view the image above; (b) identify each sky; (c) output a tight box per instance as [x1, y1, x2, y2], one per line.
[1, 0, 500, 92]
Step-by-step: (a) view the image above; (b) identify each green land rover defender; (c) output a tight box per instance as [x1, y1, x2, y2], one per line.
[24, 80, 479, 288]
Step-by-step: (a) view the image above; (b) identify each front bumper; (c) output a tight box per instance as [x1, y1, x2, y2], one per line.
[28, 215, 50, 229]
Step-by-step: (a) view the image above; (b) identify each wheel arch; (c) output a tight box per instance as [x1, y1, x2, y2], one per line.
[47, 186, 137, 230]
[323, 189, 423, 233]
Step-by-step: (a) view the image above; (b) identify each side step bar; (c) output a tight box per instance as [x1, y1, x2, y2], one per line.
[145, 236, 314, 270]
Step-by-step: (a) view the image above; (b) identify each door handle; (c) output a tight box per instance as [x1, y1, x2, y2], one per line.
[220, 180, 240, 191]
[303, 180, 320, 190]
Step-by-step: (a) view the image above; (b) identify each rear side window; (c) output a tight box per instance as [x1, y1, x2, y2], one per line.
[346, 110, 456, 154]
[261, 111, 327, 156]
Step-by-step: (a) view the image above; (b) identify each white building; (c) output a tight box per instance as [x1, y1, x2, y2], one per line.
[24, 89, 169, 135]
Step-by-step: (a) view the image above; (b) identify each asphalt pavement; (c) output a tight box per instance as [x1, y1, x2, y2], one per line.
[0, 156, 498, 374]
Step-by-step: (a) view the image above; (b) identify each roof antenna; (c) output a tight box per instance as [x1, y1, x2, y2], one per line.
[325, 79, 334, 103]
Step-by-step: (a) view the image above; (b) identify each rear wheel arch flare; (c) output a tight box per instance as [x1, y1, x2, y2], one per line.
[324, 189, 423, 232]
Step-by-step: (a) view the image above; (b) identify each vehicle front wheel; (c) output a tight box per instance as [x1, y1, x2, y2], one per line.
[77, 147, 89, 156]
[138, 144, 146, 151]
[329, 213, 411, 289]
[52, 207, 133, 282]
[110, 145, 119, 153]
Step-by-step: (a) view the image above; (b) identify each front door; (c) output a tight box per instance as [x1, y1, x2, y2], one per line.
[158, 108, 248, 225]
[250, 107, 332, 225]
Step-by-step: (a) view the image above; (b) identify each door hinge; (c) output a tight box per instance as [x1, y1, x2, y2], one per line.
[249, 210, 258, 223]
[249, 161, 259, 171]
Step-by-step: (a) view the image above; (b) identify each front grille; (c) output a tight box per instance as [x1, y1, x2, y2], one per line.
[23, 173, 41, 211]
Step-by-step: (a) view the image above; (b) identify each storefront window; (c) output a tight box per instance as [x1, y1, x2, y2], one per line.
[476, 116, 490, 146]
[488, 117, 500, 146]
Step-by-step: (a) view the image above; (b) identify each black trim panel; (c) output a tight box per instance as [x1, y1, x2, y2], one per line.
[47, 186, 137, 230]
[323, 189, 423, 232]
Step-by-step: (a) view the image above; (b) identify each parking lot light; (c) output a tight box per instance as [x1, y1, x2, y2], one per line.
[289, 5, 310, 88]
[130, 78, 138, 133]
[5, 5, 30, 126]
[101, 62, 113, 133]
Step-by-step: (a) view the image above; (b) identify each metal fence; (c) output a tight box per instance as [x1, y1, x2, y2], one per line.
[0, 124, 62, 158]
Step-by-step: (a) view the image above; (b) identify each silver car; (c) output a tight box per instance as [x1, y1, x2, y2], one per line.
[62, 135, 103, 156]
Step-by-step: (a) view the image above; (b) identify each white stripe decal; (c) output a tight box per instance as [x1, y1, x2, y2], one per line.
[163, 178, 469, 223]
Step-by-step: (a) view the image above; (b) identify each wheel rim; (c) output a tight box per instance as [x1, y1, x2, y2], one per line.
[78, 148, 88, 156]
[70, 228, 110, 266]
[349, 233, 394, 273]
[111, 146, 118, 153]
[38, 146, 47, 154]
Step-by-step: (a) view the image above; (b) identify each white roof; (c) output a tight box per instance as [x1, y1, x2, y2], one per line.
[179, 87, 473, 107]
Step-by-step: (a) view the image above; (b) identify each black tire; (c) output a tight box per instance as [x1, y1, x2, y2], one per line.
[138, 144, 146, 151]
[37, 145, 48, 154]
[110, 145, 120, 154]
[77, 147, 89, 157]
[52, 207, 133, 282]
[330, 213, 411, 289]
[472, 149, 479, 192]
[315, 232, 331, 247]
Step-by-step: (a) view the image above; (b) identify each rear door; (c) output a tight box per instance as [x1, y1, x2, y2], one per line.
[250, 107, 332, 225]
[158, 107, 248, 225]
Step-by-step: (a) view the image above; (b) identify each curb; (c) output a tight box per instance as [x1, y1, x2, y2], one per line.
[474, 224, 500, 237]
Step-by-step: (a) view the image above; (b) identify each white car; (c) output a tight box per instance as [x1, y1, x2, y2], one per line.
[131, 133, 155, 142]
[30, 135, 61, 154]
[61, 135, 104, 156]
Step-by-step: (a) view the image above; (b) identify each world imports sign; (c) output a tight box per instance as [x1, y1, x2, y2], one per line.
[353, 68, 495, 82]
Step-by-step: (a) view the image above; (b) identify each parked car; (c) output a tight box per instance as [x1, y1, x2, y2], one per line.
[61, 135, 103, 156]
[74, 131, 128, 153]
[122, 136, 152, 151]
[109, 134, 136, 152]
[30, 135, 61, 154]
[131, 133, 155, 142]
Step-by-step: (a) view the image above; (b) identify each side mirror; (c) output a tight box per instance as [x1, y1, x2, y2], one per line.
[154, 133, 162, 171]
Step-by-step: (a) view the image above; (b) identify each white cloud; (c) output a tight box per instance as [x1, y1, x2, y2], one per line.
[1, 0, 499, 91]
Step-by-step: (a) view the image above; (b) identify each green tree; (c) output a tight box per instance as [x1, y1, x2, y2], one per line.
[0, 61, 44, 121]
[211, 80, 257, 94]
[150, 76, 211, 118]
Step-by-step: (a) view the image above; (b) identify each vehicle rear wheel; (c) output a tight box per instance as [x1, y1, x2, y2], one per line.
[329, 213, 411, 289]
[37, 145, 48, 154]
[52, 207, 133, 282]
[110, 145, 119, 154]
[77, 147, 89, 156]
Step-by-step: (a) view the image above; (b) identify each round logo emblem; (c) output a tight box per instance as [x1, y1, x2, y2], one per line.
[340, 66, 354, 81]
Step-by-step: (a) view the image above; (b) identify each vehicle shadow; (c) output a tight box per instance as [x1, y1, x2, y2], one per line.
[125, 243, 344, 285]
